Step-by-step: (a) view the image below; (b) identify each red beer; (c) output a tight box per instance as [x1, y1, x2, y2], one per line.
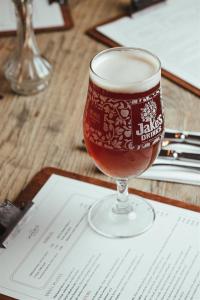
[83, 48, 164, 178]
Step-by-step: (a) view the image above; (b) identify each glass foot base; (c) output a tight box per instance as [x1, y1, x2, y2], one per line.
[88, 194, 155, 238]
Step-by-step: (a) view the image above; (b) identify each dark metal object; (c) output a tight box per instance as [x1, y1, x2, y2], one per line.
[132, 0, 166, 11]
[0, 200, 33, 248]
[0, 201, 21, 229]
[49, 0, 68, 5]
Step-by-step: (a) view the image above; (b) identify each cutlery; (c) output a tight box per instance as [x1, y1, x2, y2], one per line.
[152, 162, 200, 173]
[164, 129, 200, 145]
[159, 149, 200, 163]
[162, 139, 199, 148]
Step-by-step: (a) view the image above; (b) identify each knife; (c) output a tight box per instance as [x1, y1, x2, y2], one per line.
[159, 149, 200, 163]
[152, 162, 200, 173]
[164, 129, 200, 145]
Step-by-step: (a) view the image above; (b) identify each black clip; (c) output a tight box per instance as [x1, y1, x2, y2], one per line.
[0, 200, 33, 248]
[132, 0, 166, 11]
[49, 0, 68, 5]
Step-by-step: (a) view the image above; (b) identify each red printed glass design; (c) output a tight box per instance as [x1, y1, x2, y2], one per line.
[84, 81, 164, 178]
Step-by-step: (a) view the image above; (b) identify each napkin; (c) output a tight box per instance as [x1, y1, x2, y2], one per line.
[140, 140, 200, 186]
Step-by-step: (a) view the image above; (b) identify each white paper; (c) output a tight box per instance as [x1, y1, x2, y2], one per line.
[0, 174, 200, 300]
[0, 0, 64, 32]
[97, 0, 200, 90]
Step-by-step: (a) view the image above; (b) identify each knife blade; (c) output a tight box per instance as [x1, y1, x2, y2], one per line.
[159, 149, 200, 163]
[152, 162, 200, 172]
[164, 129, 200, 145]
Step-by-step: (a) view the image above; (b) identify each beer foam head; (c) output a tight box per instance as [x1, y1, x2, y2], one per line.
[90, 47, 161, 93]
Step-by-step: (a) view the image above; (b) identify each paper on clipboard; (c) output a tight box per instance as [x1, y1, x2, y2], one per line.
[95, 0, 200, 93]
[0, 0, 72, 35]
[0, 174, 199, 300]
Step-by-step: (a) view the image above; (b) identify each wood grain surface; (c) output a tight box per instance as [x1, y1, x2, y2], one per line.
[0, 0, 199, 207]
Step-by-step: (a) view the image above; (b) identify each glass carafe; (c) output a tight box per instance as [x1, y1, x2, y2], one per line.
[4, 0, 52, 95]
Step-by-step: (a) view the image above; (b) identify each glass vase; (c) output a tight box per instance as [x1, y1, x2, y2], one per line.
[4, 0, 52, 95]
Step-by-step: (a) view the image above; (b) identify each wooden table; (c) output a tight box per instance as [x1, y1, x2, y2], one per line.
[0, 0, 199, 207]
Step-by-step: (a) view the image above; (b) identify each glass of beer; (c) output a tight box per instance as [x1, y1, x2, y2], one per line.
[83, 47, 164, 238]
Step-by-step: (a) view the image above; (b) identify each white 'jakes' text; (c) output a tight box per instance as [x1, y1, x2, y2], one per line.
[136, 114, 163, 141]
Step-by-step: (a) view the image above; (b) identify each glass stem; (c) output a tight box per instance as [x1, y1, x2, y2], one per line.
[113, 179, 133, 214]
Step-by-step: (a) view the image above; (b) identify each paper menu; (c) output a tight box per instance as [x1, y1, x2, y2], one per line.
[0, 174, 199, 300]
[0, 0, 64, 32]
[96, 0, 200, 90]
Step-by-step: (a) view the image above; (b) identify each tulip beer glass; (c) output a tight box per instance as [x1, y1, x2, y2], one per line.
[83, 47, 164, 238]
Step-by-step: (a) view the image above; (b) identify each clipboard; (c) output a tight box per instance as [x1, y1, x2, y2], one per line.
[0, 167, 200, 299]
[0, 2, 73, 38]
[86, 15, 200, 98]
